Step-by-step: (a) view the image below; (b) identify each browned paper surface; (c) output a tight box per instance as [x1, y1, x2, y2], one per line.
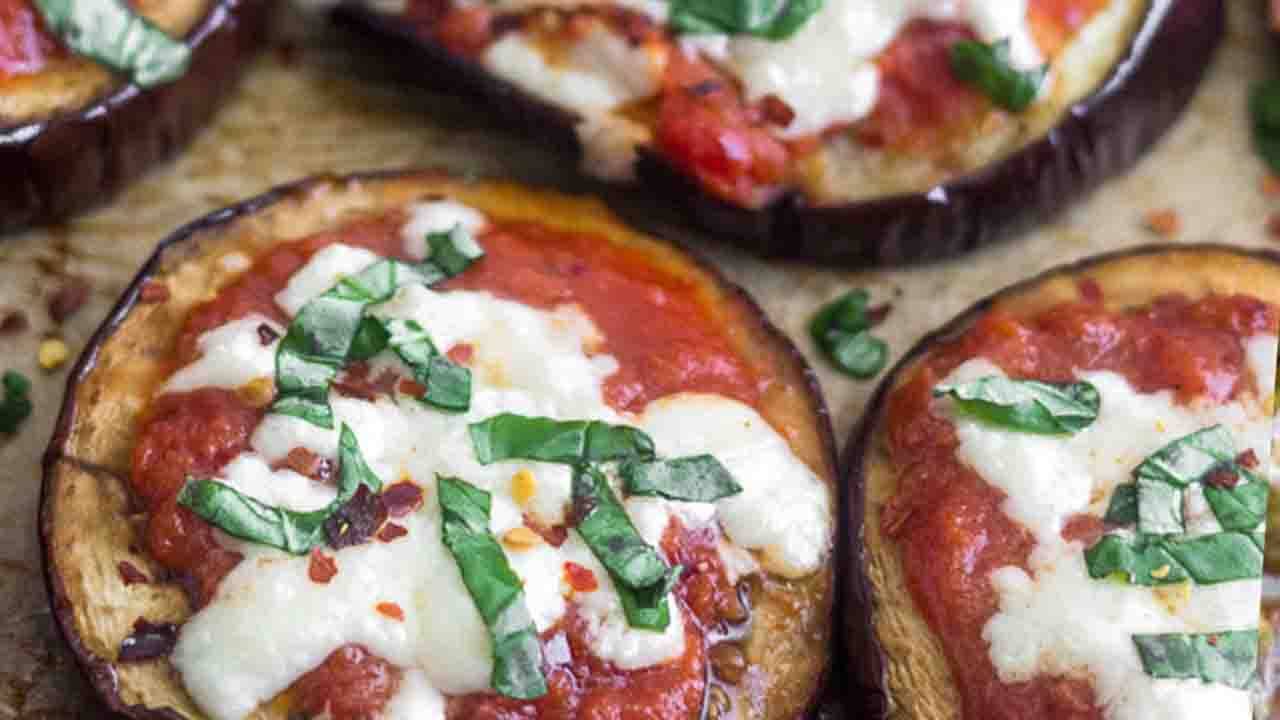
[0, 2, 1275, 715]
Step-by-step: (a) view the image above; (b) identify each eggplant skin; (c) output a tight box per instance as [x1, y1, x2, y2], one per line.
[40, 170, 838, 720]
[0, 0, 273, 233]
[839, 245, 1280, 718]
[334, 0, 1222, 267]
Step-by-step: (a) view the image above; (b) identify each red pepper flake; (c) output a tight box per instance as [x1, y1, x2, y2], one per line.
[1143, 209, 1181, 238]
[119, 619, 178, 662]
[278, 447, 335, 484]
[376, 602, 405, 621]
[377, 522, 409, 543]
[865, 303, 893, 328]
[324, 485, 388, 550]
[382, 482, 424, 518]
[117, 561, 149, 586]
[564, 562, 598, 593]
[138, 280, 170, 304]
[1263, 175, 1280, 196]
[334, 362, 399, 401]
[1236, 450, 1260, 469]
[47, 279, 90, 324]
[446, 343, 475, 366]
[759, 94, 796, 128]
[0, 310, 28, 335]
[1077, 278, 1104, 303]
[398, 378, 427, 399]
[1205, 467, 1241, 489]
[524, 514, 568, 548]
[257, 323, 280, 346]
[1207, 634, 1219, 646]
[308, 549, 338, 584]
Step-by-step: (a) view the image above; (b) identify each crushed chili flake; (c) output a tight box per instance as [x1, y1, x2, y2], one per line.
[1143, 209, 1181, 238]
[334, 362, 399, 401]
[1236, 449, 1260, 469]
[397, 378, 427, 399]
[381, 482, 424, 518]
[257, 323, 280, 345]
[278, 447, 335, 484]
[324, 485, 388, 550]
[1077, 278, 1104, 303]
[0, 310, 28, 335]
[446, 343, 475, 365]
[117, 561, 149, 586]
[376, 523, 408, 543]
[525, 514, 568, 547]
[138, 281, 170, 303]
[563, 561, 598, 593]
[119, 619, 178, 662]
[1207, 634, 1219, 646]
[1263, 174, 1280, 196]
[375, 602, 405, 621]
[309, 549, 338, 584]
[689, 80, 721, 97]
[759, 94, 796, 128]
[866, 303, 893, 328]
[1205, 466, 1241, 489]
[48, 279, 90, 324]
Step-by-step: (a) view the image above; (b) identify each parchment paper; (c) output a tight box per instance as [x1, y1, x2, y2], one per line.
[0, 2, 1274, 715]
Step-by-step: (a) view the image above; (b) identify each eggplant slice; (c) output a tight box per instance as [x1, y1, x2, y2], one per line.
[40, 171, 837, 719]
[0, 0, 273, 231]
[842, 245, 1280, 718]
[333, 0, 1222, 266]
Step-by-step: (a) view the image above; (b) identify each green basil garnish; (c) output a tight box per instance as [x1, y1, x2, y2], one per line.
[1203, 474, 1268, 533]
[383, 319, 471, 412]
[572, 465, 679, 631]
[1133, 631, 1258, 690]
[810, 290, 889, 380]
[1103, 483, 1138, 525]
[949, 38, 1046, 113]
[427, 227, 485, 277]
[437, 476, 548, 700]
[933, 376, 1100, 435]
[33, 0, 190, 88]
[669, 0, 821, 40]
[621, 455, 742, 503]
[1085, 532, 1261, 586]
[1133, 425, 1235, 488]
[1136, 477, 1184, 536]
[0, 371, 33, 434]
[1251, 79, 1280, 174]
[469, 414, 655, 466]
[177, 424, 382, 554]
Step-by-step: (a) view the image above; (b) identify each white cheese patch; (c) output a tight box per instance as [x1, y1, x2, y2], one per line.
[401, 200, 487, 260]
[161, 315, 282, 394]
[217, 454, 336, 512]
[274, 243, 381, 316]
[385, 669, 446, 720]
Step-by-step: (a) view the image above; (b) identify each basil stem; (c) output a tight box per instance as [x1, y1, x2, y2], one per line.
[933, 376, 1099, 435]
[669, 0, 821, 40]
[1133, 425, 1235, 488]
[1085, 532, 1262, 586]
[1133, 631, 1258, 690]
[0, 371, 33, 434]
[621, 455, 743, 503]
[949, 38, 1046, 113]
[177, 424, 382, 554]
[572, 465, 678, 631]
[810, 290, 889, 380]
[1252, 79, 1280, 174]
[469, 414, 655, 466]
[437, 477, 548, 700]
[33, 0, 190, 88]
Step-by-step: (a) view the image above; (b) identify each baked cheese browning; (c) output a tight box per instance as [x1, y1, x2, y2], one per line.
[120, 192, 833, 720]
[881, 287, 1277, 720]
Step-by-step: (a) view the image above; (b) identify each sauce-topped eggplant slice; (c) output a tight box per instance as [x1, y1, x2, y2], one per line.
[0, 0, 271, 230]
[334, 0, 1221, 265]
[41, 171, 837, 720]
[845, 246, 1279, 718]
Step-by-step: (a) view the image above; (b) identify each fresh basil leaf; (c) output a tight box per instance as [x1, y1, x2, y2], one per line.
[1133, 631, 1258, 690]
[811, 291, 889, 380]
[1202, 474, 1268, 533]
[1252, 79, 1280, 174]
[383, 319, 471, 412]
[1084, 534, 1189, 586]
[949, 38, 1046, 113]
[1085, 532, 1261, 586]
[437, 476, 547, 700]
[0, 370, 33, 434]
[178, 425, 382, 554]
[426, 225, 485, 277]
[933, 376, 1099, 435]
[1133, 425, 1235, 488]
[615, 563, 683, 632]
[348, 316, 391, 362]
[1104, 483, 1138, 525]
[1136, 478, 1184, 536]
[621, 455, 742, 503]
[810, 289, 869, 341]
[469, 414, 656, 466]
[572, 465, 669, 590]
[669, 0, 821, 40]
[33, 0, 190, 88]
[1162, 533, 1263, 585]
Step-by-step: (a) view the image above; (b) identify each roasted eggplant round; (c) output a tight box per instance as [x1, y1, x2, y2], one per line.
[41, 170, 837, 719]
[843, 245, 1280, 718]
[334, 0, 1222, 266]
[0, 0, 272, 231]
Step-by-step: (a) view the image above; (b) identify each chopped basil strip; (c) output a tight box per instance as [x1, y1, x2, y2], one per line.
[383, 319, 471, 411]
[33, 0, 190, 88]
[1133, 425, 1235, 488]
[1203, 473, 1268, 533]
[1104, 483, 1138, 525]
[621, 455, 742, 503]
[469, 414, 655, 466]
[1085, 532, 1261, 586]
[177, 425, 382, 554]
[572, 465, 676, 630]
[0, 370, 33, 434]
[427, 226, 485, 277]
[932, 377, 1099, 435]
[1136, 478, 1184, 536]
[810, 290, 889, 380]
[669, 0, 821, 40]
[437, 476, 548, 699]
[1252, 79, 1280, 174]
[949, 38, 1046, 113]
[1133, 631, 1258, 690]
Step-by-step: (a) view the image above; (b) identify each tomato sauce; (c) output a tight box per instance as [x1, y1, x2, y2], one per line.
[882, 288, 1276, 720]
[0, 0, 60, 80]
[133, 213, 761, 717]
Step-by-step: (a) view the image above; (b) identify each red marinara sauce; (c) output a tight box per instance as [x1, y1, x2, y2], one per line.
[0, 0, 61, 80]
[881, 287, 1277, 720]
[131, 213, 761, 718]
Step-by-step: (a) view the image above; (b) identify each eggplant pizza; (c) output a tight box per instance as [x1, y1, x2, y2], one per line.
[41, 171, 837, 720]
[336, 0, 1222, 264]
[846, 246, 1279, 719]
[0, 0, 270, 229]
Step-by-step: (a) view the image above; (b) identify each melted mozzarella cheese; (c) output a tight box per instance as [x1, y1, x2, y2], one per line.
[401, 200, 487, 260]
[274, 243, 381, 316]
[941, 336, 1277, 720]
[161, 315, 282, 394]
